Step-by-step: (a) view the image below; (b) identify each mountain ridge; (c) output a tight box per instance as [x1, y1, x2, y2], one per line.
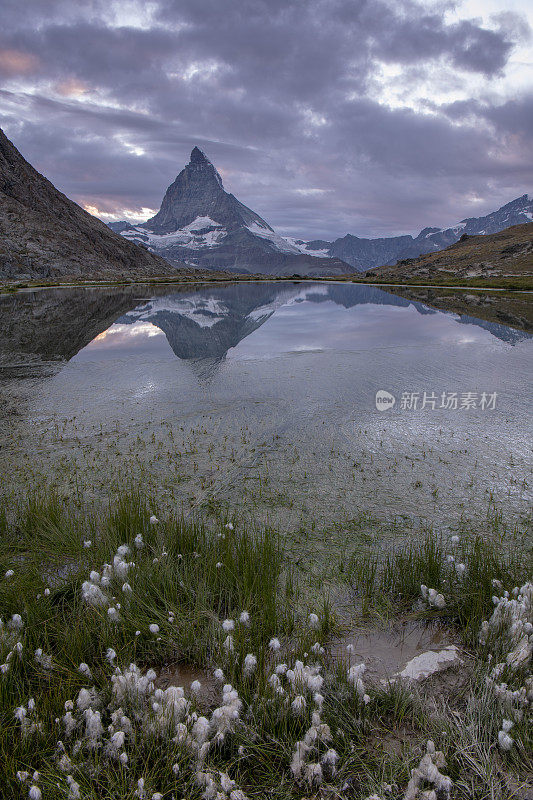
[110, 147, 532, 273]
[296, 194, 533, 270]
[370, 222, 533, 280]
[110, 148, 354, 277]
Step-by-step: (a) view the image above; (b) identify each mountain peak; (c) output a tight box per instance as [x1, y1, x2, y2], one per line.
[144, 145, 275, 235]
[190, 146, 210, 165]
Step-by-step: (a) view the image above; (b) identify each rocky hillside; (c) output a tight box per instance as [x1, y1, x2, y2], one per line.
[369, 223, 533, 281]
[110, 148, 354, 277]
[0, 129, 183, 280]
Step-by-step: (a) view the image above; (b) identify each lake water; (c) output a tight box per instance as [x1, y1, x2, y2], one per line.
[1, 281, 531, 569]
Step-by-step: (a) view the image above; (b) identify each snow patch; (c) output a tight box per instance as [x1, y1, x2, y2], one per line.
[284, 237, 331, 257]
[123, 296, 229, 329]
[435, 223, 466, 236]
[121, 216, 227, 250]
[246, 222, 302, 254]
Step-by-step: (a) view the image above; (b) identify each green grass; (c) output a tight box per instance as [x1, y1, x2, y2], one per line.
[0, 491, 306, 798]
[0, 492, 531, 799]
[347, 527, 532, 643]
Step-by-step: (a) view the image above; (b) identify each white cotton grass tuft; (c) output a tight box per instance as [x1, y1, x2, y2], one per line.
[106, 648, 116, 664]
[58, 754, 72, 772]
[243, 654, 257, 676]
[322, 748, 339, 767]
[239, 611, 250, 625]
[291, 695, 306, 715]
[222, 619, 235, 632]
[498, 719, 514, 750]
[83, 540, 92, 548]
[149, 623, 160, 635]
[5, 569, 14, 578]
[214, 668, 224, 681]
[76, 687, 99, 711]
[403, 740, 452, 798]
[28, 787, 42, 800]
[107, 607, 120, 622]
[225, 522, 234, 530]
[420, 585, 446, 609]
[34, 648, 52, 670]
[191, 680, 201, 694]
[348, 663, 369, 703]
[149, 515, 159, 525]
[269, 637, 281, 651]
[78, 662, 92, 679]
[82, 581, 108, 607]
[223, 635, 234, 653]
[10, 613, 23, 630]
[308, 613, 319, 629]
[66, 775, 81, 799]
[134, 534, 144, 548]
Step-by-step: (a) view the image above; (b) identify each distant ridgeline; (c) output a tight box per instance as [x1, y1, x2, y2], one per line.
[109, 147, 533, 273]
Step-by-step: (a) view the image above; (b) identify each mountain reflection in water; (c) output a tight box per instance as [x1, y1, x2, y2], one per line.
[1, 280, 531, 529]
[75, 282, 531, 377]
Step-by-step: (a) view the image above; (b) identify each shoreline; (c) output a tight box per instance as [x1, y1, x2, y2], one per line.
[2, 274, 532, 295]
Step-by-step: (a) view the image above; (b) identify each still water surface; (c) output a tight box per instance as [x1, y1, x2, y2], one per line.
[1, 281, 531, 547]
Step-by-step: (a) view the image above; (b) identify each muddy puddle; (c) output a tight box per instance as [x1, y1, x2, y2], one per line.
[332, 622, 457, 679]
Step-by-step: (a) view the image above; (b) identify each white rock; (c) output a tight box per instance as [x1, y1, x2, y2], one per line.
[396, 646, 461, 681]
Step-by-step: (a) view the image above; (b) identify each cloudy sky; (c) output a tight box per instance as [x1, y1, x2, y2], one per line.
[1, 0, 532, 240]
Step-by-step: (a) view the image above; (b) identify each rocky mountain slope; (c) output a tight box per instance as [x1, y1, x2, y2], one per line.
[293, 194, 533, 270]
[0, 129, 183, 280]
[370, 222, 533, 280]
[110, 148, 353, 277]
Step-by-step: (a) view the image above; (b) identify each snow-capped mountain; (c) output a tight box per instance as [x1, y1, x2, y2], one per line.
[109, 147, 353, 277]
[293, 194, 533, 271]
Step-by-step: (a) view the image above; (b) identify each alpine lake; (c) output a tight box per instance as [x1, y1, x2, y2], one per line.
[1, 280, 531, 589]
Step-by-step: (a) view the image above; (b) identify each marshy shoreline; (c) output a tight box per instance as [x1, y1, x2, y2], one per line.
[0, 489, 531, 799]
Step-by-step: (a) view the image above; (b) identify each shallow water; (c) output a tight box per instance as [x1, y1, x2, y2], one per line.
[333, 622, 455, 679]
[1, 281, 531, 556]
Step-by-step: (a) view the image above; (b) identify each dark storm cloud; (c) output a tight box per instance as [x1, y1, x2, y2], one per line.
[371, 15, 513, 76]
[0, 0, 531, 238]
